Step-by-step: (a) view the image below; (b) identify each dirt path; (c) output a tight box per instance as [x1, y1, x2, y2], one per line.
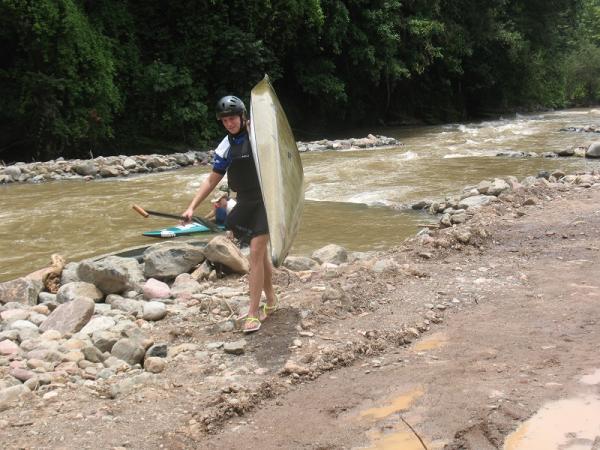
[2, 181, 600, 449]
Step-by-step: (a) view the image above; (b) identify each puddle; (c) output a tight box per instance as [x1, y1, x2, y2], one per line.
[412, 333, 448, 352]
[364, 425, 428, 450]
[360, 387, 424, 420]
[580, 368, 600, 385]
[503, 396, 600, 450]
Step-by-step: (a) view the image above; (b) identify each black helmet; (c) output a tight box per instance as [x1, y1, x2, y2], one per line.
[215, 95, 246, 119]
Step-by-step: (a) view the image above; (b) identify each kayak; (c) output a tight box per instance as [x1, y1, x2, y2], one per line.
[142, 222, 224, 238]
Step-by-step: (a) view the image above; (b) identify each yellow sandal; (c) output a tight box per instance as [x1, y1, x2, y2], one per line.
[243, 317, 261, 333]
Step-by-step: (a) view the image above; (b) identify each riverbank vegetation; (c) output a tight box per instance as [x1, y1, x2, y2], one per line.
[1, 0, 599, 162]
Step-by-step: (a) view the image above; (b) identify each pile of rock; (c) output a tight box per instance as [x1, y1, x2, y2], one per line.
[559, 125, 600, 133]
[0, 236, 250, 409]
[0, 151, 211, 184]
[413, 169, 600, 229]
[297, 134, 400, 152]
[495, 140, 600, 159]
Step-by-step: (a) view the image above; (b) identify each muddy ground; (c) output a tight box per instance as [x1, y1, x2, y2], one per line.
[2, 179, 600, 449]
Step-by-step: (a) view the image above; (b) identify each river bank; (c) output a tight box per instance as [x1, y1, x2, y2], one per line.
[1, 166, 600, 448]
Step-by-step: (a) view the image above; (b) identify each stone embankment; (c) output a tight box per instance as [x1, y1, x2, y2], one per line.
[0, 135, 400, 185]
[495, 139, 600, 159]
[2, 162, 600, 419]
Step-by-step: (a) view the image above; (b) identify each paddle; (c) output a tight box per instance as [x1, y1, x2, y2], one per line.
[132, 204, 221, 232]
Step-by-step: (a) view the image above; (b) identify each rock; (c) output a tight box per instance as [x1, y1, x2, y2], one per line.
[8, 320, 38, 331]
[556, 147, 575, 157]
[223, 339, 246, 355]
[0, 385, 32, 412]
[203, 236, 249, 274]
[586, 141, 600, 158]
[458, 195, 497, 209]
[111, 338, 145, 365]
[122, 157, 137, 169]
[144, 357, 166, 373]
[372, 258, 398, 273]
[82, 345, 105, 363]
[0, 309, 29, 322]
[170, 273, 202, 299]
[142, 278, 171, 299]
[77, 256, 144, 294]
[0, 278, 43, 305]
[282, 361, 310, 375]
[283, 256, 319, 271]
[79, 316, 116, 335]
[0, 340, 20, 356]
[60, 262, 80, 285]
[321, 287, 345, 303]
[3, 165, 22, 180]
[191, 260, 212, 281]
[487, 178, 510, 196]
[146, 343, 168, 358]
[39, 297, 95, 334]
[312, 244, 348, 265]
[110, 297, 143, 317]
[142, 301, 167, 321]
[143, 242, 206, 280]
[92, 330, 120, 353]
[72, 161, 98, 176]
[56, 282, 104, 304]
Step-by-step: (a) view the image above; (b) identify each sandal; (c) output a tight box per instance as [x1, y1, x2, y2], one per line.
[243, 317, 261, 333]
[260, 295, 279, 320]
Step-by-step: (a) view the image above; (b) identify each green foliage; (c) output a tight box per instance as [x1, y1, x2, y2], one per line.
[0, 0, 120, 160]
[0, 0, 595, 161]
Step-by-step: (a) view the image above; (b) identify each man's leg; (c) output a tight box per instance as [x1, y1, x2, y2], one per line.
[262, 247, 276, 307]
[245, 234, 269, 329]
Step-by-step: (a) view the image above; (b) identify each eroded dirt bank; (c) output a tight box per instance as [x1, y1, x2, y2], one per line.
[2, 177, 600, 449]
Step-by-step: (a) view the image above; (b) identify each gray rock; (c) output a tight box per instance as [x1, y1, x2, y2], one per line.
[312, 244, 348, 265]
[3, 165, 22, 180]
[0, 278, 43, 305]
[142, 302, 167, 321]
[72, 161, 98, 176]
[37, 292, 57, 305]
[79, 316, 116, 335]
[111, 338, 145, 365]
[487, 178, 510, 196]
[586, 141, 600, 158]
[143, 242, 206, 280]
[458, 195, 497, 209]
[60, 262, 80, 285]
[283, 256, 319, 271]
[110, 297, 143, 317]
[82, 345, 105, 363]
[170, 273, 202, 299]
[56, 282, 104, 304]
[39, 298, 95, 334]
[92, 330, 120, 353]
[223, 339, 246, 355]
[77, 256, 144, 294]
[8, 320, 38, 331]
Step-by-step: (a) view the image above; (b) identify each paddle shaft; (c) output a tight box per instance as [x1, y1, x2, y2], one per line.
[132, 204, 220, 232]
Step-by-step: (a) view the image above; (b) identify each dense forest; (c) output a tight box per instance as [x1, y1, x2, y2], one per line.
[1, 0, 599, 163]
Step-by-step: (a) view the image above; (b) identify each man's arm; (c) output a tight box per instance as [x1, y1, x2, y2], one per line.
[182, 171, 224, 222]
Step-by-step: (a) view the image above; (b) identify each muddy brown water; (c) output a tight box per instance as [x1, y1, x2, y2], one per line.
[2, 108, 600, 281]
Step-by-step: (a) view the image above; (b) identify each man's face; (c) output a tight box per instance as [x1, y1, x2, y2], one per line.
[221, 115, 242, 134]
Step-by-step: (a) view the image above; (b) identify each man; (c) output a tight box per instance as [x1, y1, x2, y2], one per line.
[205, 192, 229, 225]
[182, 95, 277, 332]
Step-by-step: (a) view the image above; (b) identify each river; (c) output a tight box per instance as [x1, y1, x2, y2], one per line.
[1, 108, 599, 282]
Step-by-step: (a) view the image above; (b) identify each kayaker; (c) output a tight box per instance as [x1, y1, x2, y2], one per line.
[182, 95, 277, 333]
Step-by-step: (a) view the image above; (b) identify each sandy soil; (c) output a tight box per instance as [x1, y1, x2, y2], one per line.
[2, 179, 600, 450]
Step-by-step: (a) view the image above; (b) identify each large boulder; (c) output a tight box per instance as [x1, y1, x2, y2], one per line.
[586, 141, 600, 158]
[143, 242, 206, 280]
[0, 278, 43, 306]
[39, 297, 95, 334]
[77, 256, 144, 294]
[202, 236, 249, 274]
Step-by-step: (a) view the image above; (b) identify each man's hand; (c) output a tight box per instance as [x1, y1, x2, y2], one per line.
[181, 207, 195, 224]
